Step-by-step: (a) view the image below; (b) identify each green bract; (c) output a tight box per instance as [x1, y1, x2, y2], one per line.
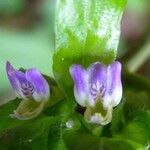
[53, 0, 127, 94]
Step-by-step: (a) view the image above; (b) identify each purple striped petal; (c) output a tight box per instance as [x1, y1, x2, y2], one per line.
[6, 62, 29, 99]
[25, 69, 50, 101]
[103, 61, 122, 108]
[88, 62, 107, 102]
[6, 61, 18, 91]
[69, 64, 90, 107]
[14, 70, 32, 99]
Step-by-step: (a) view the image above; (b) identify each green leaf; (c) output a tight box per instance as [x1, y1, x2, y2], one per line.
[0, 116, 62, 150]
[63, 129, 135, 150]
[53, 0, 126, 94]
[110, 100, 126, 133]
[44, 99, 75, 121]
[110, 72, 150, 148]
[115, 111, 150, 146]
[0, 98, 68, 150]
[122, 72, 150, 121]
[0, 99, 22, 132]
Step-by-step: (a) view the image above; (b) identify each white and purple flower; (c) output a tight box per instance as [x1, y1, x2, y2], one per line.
[70, 61, 122, 125]
[6, 61, 50, 120]
[6, 61, 50, 102]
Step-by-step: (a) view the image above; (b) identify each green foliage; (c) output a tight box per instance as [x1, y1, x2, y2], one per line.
[0, 73, 149, 149]
[63, 129, 135, 150]
[0, 116, 62, 150]
[0, 98, 68, 150]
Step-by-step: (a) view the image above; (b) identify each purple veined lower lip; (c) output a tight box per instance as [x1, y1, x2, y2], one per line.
[90, 83, 106, 101]
[21, 82, 34, 98]
[69, 61, 122, 108]
[6, 61, 50, 101]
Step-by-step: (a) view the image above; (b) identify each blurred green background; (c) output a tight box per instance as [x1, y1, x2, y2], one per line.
[0, 0, 149, 104]
[0, 0, 55, 104]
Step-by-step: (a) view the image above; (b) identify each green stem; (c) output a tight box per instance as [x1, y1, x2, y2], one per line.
[126, 39, 150, 72]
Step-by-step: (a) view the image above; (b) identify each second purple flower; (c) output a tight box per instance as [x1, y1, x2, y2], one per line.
[70, 61, 122, 125]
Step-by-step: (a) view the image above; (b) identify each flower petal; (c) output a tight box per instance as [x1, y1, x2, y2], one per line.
[15, 70, 31, 99]
[6, 61, 28, 99]
[25, 69, 50, 101]
[10, 99, 45, 120]
[88, 62, 107, 102]
[6, 61, 18, 91]
[69, 64, 90, 107]
[84, 106, 113, 125]
[103, 61, 122, 108]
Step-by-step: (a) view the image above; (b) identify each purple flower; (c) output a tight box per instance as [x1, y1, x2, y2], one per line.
[6, 61, 50, 120]
[6, 62, 50, 102]
[69, 61, 122, 125]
